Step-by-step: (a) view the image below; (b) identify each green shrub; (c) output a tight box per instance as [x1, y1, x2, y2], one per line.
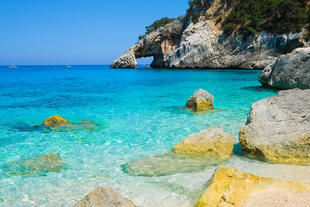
[145, 17, 176, 35]
[221, 0, 309, 36]
[222, 23, 237, 35]
[186, 0, 202, 24]
[138, 17, 176, 41]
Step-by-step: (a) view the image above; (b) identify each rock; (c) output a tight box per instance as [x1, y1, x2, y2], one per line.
[74, 187, 136, 207]
[7, 153, 64, 176]
[196, 167, 310, 207]
[173, 128, 233, 160]
[110, 48, 137, 69]
[43, 115, 72, 127]
[259, 47, 310, 89]
[111, 0, 306, 69]
[239, 89, 310, 165]
[111, 17, 184, 68]
[122, 151, 221, 177]
[122, 128, 232, 176]
[186, 89, 214, 111]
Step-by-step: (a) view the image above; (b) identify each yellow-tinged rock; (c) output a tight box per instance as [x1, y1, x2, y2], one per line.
[173, 128, 233, 160]
[196, 167, 310, 207]
[186, 89, 214, 111]
[43, 115, 71, 127]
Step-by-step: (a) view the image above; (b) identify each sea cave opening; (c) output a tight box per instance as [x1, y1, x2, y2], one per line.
[136, 56, 153, 68]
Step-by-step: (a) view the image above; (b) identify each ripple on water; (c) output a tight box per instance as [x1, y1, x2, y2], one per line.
[1, 66, 303, 207]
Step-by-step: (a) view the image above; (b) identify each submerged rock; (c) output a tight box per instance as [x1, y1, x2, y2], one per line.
[7, 153, 64, 176]
[123, 128, 232, 176]
[196, 167, 310, 207]
[74, 187, 136, 207]
[239, 89, 310, 165]
[122, 151, 221, 177]
[43, 115, 71, 127]
[259, 47, 310, 89]
[186, 89, 214, 111]
[173, 128, 233, 160]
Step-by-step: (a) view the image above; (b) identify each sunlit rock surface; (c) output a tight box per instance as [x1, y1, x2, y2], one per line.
[123, 129, 233, 176]
[196, 167, 310, 207]
[111, 0, 306, 69]
[173, 128, 233, 160]
[74, 187, 136, 207]
[239, 89, 310, 165]
[43, 115, 72, 127]
[186, 89, 214, 111]
[259, 47, 310, 89]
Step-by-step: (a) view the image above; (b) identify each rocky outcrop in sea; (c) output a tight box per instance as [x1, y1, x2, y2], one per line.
[111, 0, 307, 70]
[186, 89, 214, 111]
[239, 89, 310, 165]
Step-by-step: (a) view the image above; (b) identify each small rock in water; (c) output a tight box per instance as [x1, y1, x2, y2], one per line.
[122, 128, 232, 176]
[196, 167, 310, 207]
[74, 187, 136, 207]
[6, 153, 64, 176]
[43, 115, 71, 127]
[76, 120, 97, 130]
[186, 89, 214, 111]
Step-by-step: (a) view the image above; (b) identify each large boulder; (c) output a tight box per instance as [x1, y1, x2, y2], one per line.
[122, 128, 233, 176]
[173, 128, 233, 160]
[43, 115, 72, 127]
[74, 187, 136, 207]
[239, 89, 310, 165]
[6, 153, 64, 176]
[196, 167, 310, 207]
[259, 47, 310, 89]
[186, 89, 214, 111]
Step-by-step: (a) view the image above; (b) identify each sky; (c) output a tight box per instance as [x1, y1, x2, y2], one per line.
[0, 0, 189, 65]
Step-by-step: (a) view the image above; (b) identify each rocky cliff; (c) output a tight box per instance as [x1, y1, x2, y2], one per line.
[111, 0, 309, 69]
[259, 47, 310, 89]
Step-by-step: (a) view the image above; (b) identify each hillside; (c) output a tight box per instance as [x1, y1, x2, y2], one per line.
[111, 0, 310, 69]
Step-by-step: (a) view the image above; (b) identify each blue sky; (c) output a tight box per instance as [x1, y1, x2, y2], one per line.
[0, 0, 189, 65]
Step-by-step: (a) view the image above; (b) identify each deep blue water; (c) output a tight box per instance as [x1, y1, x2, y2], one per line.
[1, 65, 301, 207]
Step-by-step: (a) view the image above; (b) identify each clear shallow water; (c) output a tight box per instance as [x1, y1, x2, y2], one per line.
[0, 65, 309, 207]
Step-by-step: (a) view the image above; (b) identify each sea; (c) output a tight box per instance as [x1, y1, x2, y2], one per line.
[0, 65, 309, 207]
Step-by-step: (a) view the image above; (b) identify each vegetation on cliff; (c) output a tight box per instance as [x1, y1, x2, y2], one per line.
[221, 0, 310, 36]
[186, 0, 310, 37]
[186, 0, 203, 23]
[138, 0, 310, 40]
[138, 17, 176, 40]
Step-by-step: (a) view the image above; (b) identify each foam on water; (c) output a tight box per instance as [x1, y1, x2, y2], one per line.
[0, 65, 309, 207]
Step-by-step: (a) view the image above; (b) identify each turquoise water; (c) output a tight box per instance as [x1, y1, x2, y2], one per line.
[0, 66, 309, 207]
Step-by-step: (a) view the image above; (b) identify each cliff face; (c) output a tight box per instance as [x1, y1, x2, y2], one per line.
[111, 0, 308, 69]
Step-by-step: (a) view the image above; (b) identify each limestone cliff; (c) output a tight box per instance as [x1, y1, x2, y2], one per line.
[111, 0, 308, 69]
